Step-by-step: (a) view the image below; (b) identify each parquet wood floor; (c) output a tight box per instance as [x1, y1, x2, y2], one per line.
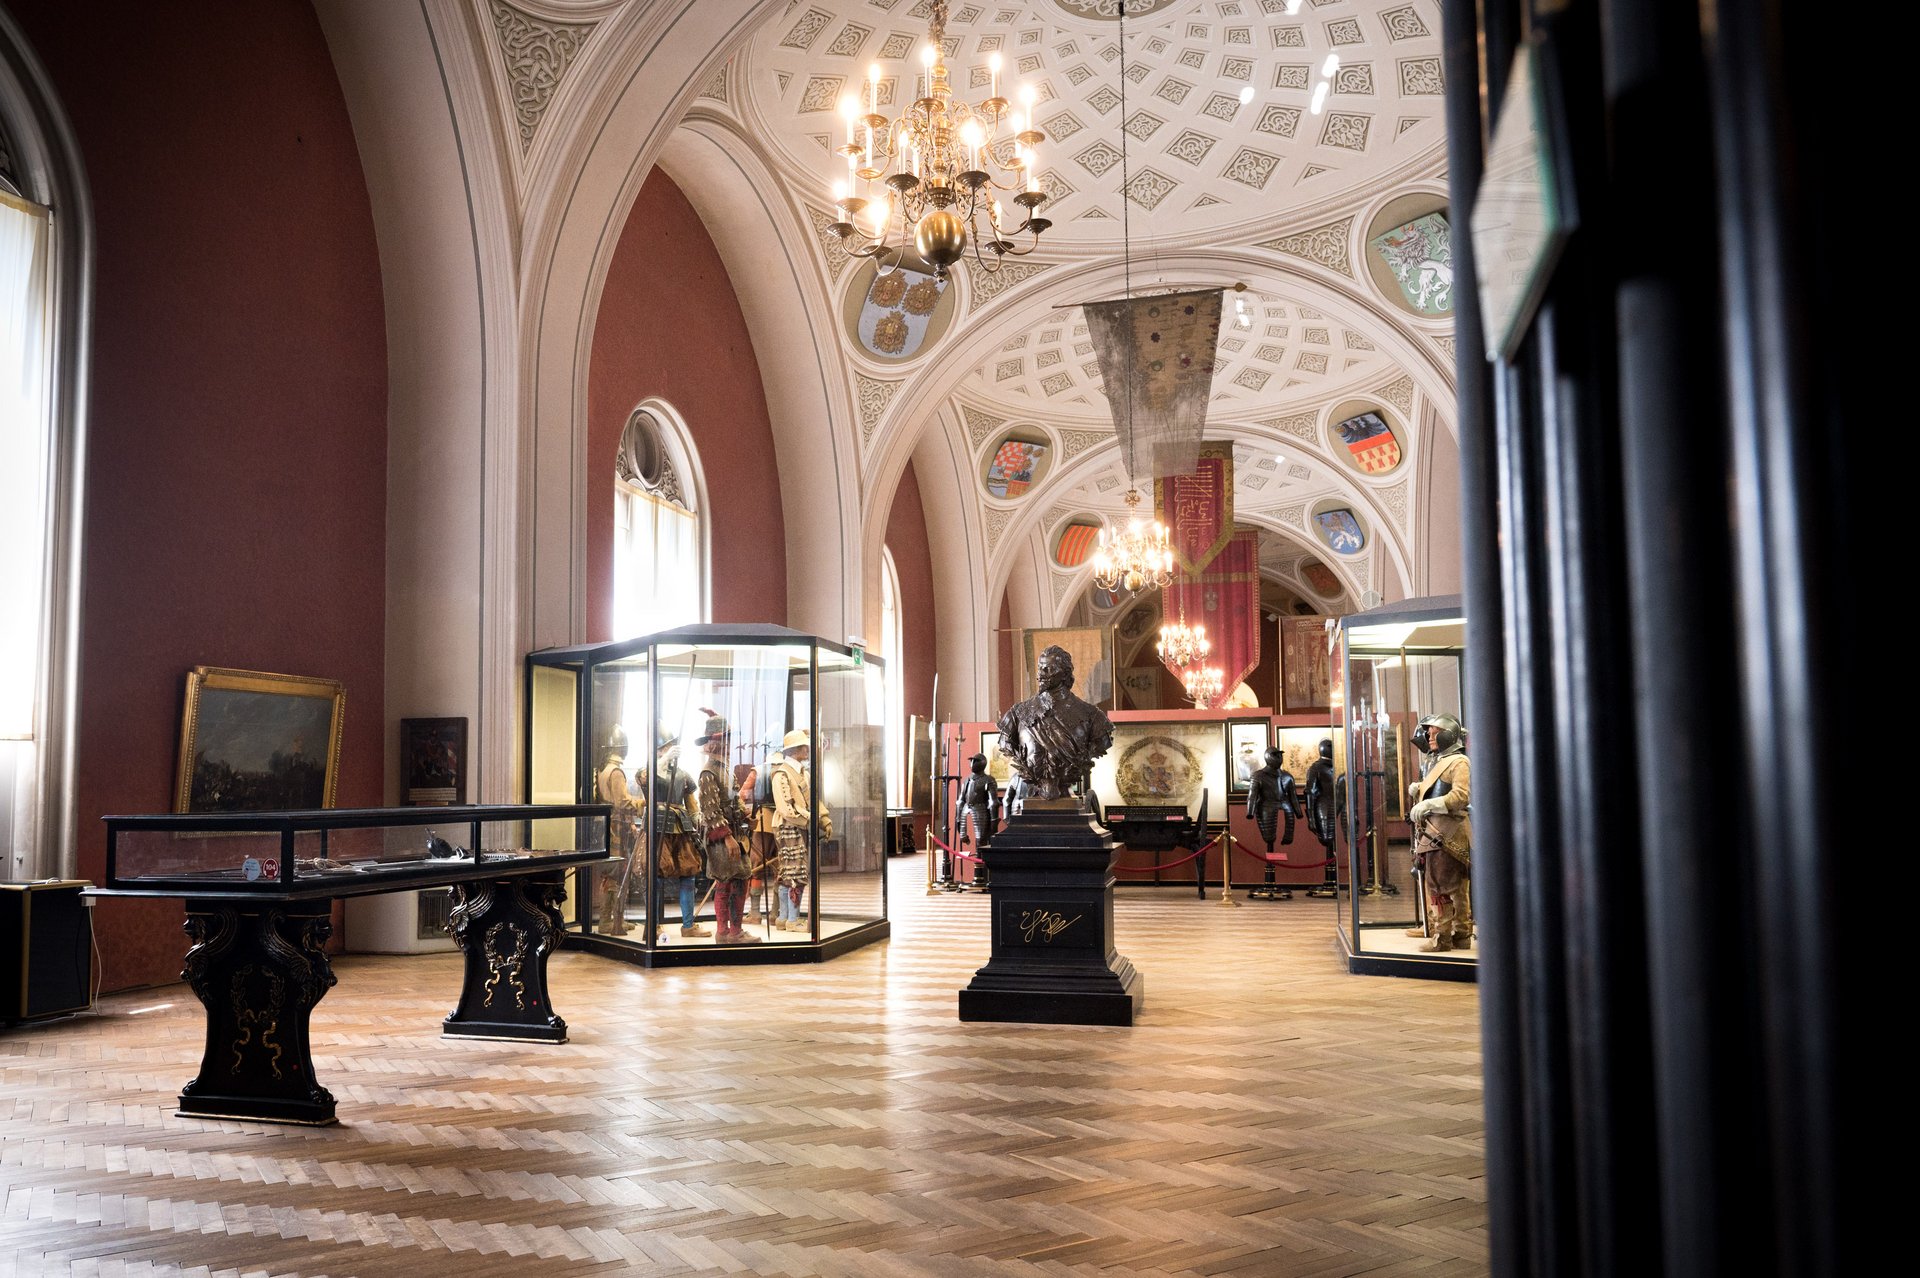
[1, 855, 1486, 1277]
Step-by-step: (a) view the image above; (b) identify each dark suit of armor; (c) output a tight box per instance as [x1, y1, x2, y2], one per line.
[1304, 739, 1340, 897]
[957, 760, 999, 848]
[1246, 747, 1297, 901]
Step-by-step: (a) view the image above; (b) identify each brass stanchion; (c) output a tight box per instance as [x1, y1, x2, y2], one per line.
[1217, 831, 1240, 908]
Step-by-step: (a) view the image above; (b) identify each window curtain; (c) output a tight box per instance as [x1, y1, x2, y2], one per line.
[613, 483, 700, 640]
[0, 192, 51, 742]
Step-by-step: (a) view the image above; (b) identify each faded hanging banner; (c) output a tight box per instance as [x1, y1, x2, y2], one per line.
[1155, 440, 1235, 574]
[1081, 288, 1223, 481]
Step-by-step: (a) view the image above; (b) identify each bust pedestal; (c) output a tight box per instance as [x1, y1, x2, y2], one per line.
[957, 802, 1144, 1026]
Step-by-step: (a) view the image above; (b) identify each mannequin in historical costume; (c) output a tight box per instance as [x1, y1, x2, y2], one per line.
[1304, 738, 1340, 898]
[642, 725, 708, 940]
[1245, 746, 1298, 901]
[1406, 713, 1472, 951]
[595, 726, 640, 936]
[696, 712, 759, 945]
[956, 752, 1000, 890]
[769, 730, 831, 932]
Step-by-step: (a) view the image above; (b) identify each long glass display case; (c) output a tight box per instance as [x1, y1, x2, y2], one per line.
[526, 623, 889, 965]
[105, 804, 609, 895]
[1332, 597, 1476, 980]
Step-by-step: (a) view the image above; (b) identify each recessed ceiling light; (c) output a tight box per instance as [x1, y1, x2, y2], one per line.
[1310, 81, 1330, 115]
[1238, 85, 1255, 105]
[1321, 54, 1340, 78]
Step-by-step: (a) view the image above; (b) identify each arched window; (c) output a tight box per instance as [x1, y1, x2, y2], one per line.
[3, 16, 89, 881]
[880, 547, 905, 807]
[612, 403, 706, 637]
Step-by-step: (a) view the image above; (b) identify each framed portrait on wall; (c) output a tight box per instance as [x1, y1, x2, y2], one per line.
[1225, 719, 1268, 796]
[977, 730, 1012, 786]
[1272, 727, 1326, 787]
[175, 666, 345, 813]
[401, 716, 467, 806]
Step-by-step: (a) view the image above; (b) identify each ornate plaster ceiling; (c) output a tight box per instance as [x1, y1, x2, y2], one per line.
[970, 283, 1396, 413]
[736, 0, 1447, 253]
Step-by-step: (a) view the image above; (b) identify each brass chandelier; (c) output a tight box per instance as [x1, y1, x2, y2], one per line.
[1157, 615, 1211, 669]
[1183, 665, 1225, 710]
[1091, 490, 1174, 594]
[827, 1, 1051, 278]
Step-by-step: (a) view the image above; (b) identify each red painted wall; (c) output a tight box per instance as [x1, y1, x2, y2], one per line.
[587, 170, 788, 636]
[883, 461, 936, 726]
[9, 0, 390, 989]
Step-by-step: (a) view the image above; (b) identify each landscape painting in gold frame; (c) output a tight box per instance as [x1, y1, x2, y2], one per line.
[174, 666, 346, 813]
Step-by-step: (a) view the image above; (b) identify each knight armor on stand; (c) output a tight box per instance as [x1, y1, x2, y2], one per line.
[1304, 738, 1340, 899]
[696, 712, 759, 945]
[1406, 713, 1473, 951]
[1245, 746, 1298, 901]
[595, 726, 640, 935]
[956, 752, 1000, 891]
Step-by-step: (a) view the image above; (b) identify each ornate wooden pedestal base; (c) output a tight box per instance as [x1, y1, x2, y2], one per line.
[179, 899, 339, 1125]
[443, 871, 569, 1042]
[958, 806, 1144, 1027]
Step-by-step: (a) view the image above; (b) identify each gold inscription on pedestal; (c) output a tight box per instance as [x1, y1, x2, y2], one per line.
[1018, 909, 1081, 943]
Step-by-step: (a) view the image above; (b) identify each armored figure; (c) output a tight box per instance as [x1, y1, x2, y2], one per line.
[641, 726, 708, 940]
[696, 712, 759, 945]
[769, 729, 831, 932]
[595, 726, 640, 935]
[1304, 738, 1340, 898]
[1245, 746, 1298, 902]
[1406, 713, 1472, 951]
[995, 645, 1114, 802]
[956, 753, 1000, 848]
[956, 752, 1000, 891]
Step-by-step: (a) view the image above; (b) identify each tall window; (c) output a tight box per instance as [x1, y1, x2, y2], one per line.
[612, 405, 704, 638]
[1, 181, 51, 878]
[880, 547, 905, 807]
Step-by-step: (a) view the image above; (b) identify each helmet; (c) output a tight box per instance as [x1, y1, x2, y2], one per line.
[970, 753, 988, 768]
[1264, 746, 1284, 767]
[1414, 713, 1464, 754]
[603, 724, 630, 761]
[1317, 738, 1334, 761]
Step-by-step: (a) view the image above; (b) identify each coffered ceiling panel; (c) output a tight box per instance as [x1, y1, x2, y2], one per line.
[737, 0, 1446, 252]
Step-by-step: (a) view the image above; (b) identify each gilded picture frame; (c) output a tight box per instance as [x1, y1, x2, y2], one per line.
[174, 666, 346, 813]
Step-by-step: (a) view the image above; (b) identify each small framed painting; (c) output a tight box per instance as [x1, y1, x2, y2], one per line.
[402, 717, 468, 806]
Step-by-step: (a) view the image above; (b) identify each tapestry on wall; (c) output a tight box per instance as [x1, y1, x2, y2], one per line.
[1018, 626, 1114, 708]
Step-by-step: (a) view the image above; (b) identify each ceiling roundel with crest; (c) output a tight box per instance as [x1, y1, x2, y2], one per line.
[736, 0, 1447, 252]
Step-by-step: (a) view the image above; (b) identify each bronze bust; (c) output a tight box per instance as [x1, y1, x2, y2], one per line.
[995, 645, 1114, 801]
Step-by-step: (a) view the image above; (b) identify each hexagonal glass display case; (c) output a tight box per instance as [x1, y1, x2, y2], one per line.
[526, 624, 890, 965]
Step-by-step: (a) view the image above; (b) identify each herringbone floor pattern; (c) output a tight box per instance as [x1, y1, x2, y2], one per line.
[1, 856, 1486, 1276]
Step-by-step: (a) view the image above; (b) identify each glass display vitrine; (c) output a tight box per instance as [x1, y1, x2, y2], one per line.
[525, 624, 890, 966]
[105, 804, 608, 893]
[1332, 597, 1476, 980]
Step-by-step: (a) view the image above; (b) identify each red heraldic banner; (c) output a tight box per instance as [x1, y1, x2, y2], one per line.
[1154, 441, 1234, 573]
[1160, 529, 1261, 693]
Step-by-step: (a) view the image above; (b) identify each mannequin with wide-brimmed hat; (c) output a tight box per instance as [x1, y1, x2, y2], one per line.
[768, 729, 831, 932]
[695, 711, 760, 944]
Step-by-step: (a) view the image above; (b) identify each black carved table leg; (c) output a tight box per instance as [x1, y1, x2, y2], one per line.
[179, 898, 338, 1125]
[444, 870, 569, 1042]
